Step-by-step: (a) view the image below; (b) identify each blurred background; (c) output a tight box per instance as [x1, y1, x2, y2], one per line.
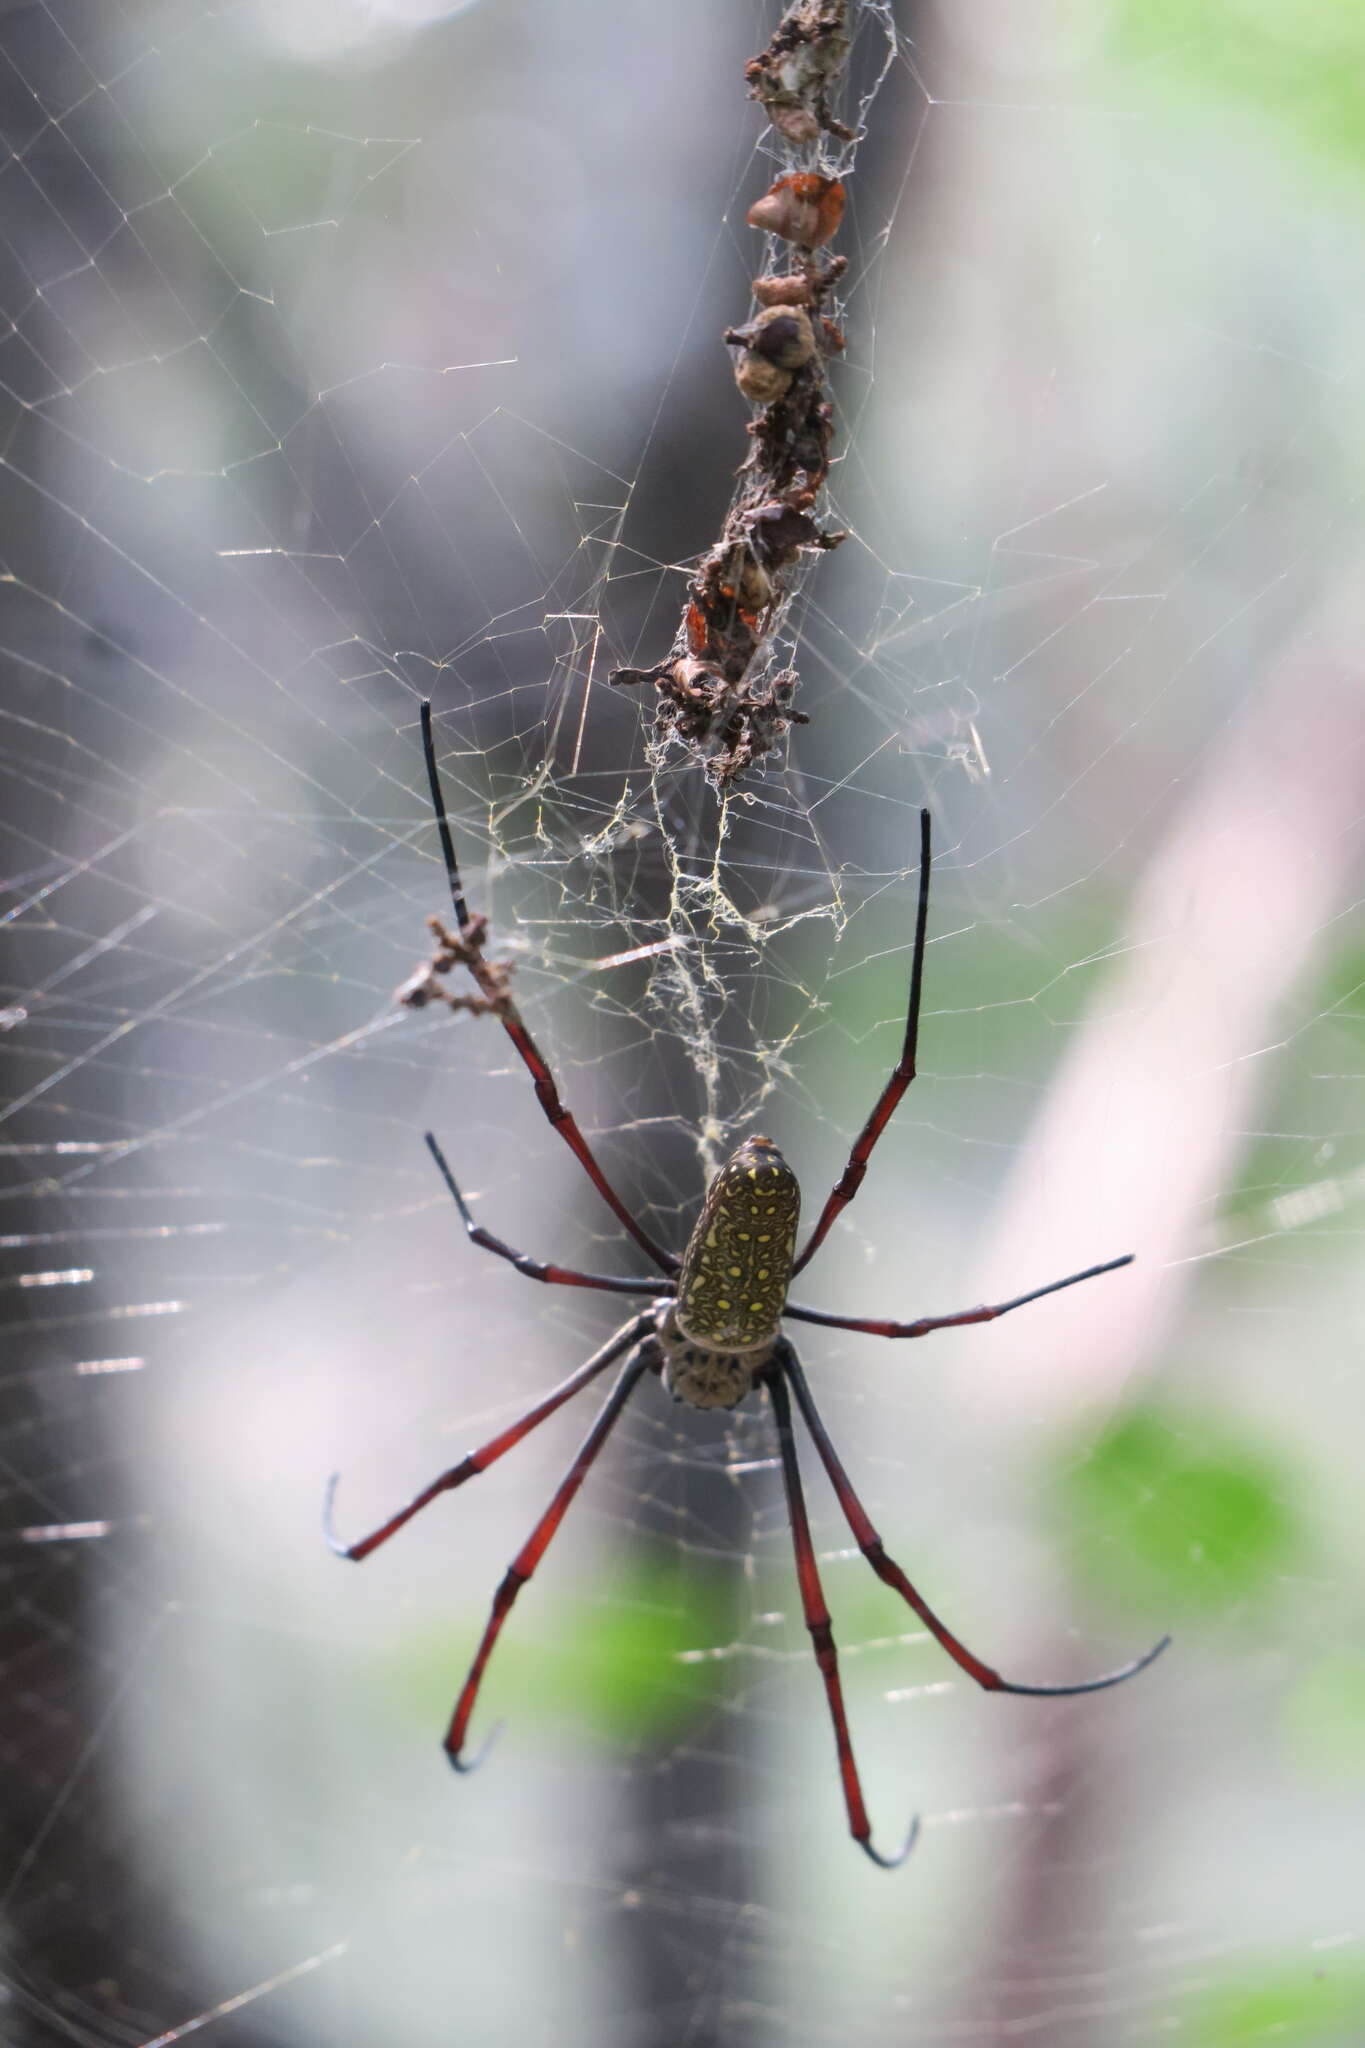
[3, 1, 1364, 2043]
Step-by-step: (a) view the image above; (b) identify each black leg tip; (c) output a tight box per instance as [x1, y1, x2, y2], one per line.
[445, 1721, 504, 1776]
[997, 1626, 1173, 1699]
[860, 1813, 920, 1870]
[321, 1473, 352, 1559]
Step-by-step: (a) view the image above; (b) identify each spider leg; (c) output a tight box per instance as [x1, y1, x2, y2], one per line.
[444, 1348, 651, 1772]
[324, 1311, 654, 1563]
[425, 1134, 671, 1300]
[779, 1342, 1170, 1696]
[792, 808, 931, 1277]
[766, 1363, 919, 1870]
[419, 701, 678, 1276]
[783, 1251, 1134, 1341]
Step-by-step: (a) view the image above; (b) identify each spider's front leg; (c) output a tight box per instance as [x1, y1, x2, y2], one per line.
[416, 701, 677, 1276]
[791, 806, 931, 1278]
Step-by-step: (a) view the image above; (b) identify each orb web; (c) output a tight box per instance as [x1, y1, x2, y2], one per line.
[2, 4, 1363, 2045]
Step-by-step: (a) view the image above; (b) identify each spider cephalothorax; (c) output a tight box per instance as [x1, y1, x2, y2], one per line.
[326, 703, 1171, 1869]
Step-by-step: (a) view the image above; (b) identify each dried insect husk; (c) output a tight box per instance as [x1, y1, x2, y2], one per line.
[727, 303, 817, 370]
[746, 1, 852, 144]
[767, 103, 821, 144]
[668, 655, 721, 704]
[746, 172, 845, 248]
[734, 352, 793, 405]
[745, 498, 823, 567]
[714, 551, 774, 617]
[736, 555, 773, 610]
[753, 272, 815, 308]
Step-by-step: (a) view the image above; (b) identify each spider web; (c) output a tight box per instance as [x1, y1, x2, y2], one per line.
[3, 3, 1365, 2045]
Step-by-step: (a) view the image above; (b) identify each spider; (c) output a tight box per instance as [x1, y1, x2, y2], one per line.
[326, 703, 1170, 1868]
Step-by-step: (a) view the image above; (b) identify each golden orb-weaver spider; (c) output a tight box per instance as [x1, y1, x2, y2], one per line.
[325, 704, 1170, 1869]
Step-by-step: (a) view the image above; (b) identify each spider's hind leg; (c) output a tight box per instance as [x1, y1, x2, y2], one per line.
[765, 1361, 919, 1869]
[778, 1341, 1170, 1698]
[324, 1312, 653, 1565]
[443, 1345, 653, 1771]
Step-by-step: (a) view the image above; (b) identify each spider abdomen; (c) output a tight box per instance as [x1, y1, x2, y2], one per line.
[671, 1136, 801, 1359]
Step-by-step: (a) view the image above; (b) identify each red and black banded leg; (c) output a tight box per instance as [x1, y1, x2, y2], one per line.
[784, 1252, 1135, 1342]
[792, 808, 931, 1278]
[425, 1134, 670, 1301]
[324, 1312, 653, 1563]
[766, 1364, 919, 1869]
[444, 1347, 651, 1772]
[779, 1343, 1169, 1695]
[419, 700, 677, 1276]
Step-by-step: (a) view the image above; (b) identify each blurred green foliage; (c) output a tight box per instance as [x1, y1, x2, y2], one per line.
[789, 890, 1123, 1179]
[1112, 3, 1365, 175]
[1183, 1958, 1365, 2046]
[1286, 1654, 1365, 1784]
[1315, 943, 1365, 1027]
[395, 1553, 733, 1742]
[1221, 940, 1365, 1225]
[1058, 1404, 1300, 1615]
[545, 1558, 732, 1739]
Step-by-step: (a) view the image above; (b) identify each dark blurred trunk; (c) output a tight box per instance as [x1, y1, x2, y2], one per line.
[0, 18, 160, 2039]
[562, 4, 929, 2038]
